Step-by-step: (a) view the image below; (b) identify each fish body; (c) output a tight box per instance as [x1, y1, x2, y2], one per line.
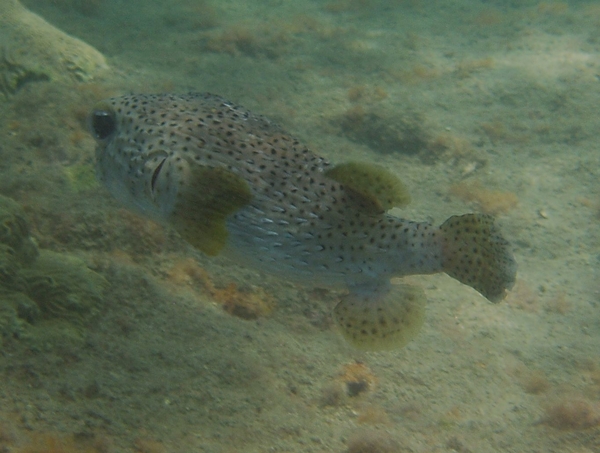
[90, 93, 516, 350]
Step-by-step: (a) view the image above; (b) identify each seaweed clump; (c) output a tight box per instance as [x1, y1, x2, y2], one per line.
[449, 180, 518, 215]
[339, 105, 430, 158]
[540, 398, 600, 430]
[199, 21, 291, 59]
[0, 194, 106, 349]
[10, 431, 106, 453]
[345, 430, 402, 453]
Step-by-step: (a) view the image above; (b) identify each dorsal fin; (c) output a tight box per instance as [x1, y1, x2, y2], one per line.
[169, 166, 252, 256]
[325, 162, 410, 214]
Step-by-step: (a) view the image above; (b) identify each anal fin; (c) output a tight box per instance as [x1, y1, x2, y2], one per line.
[333, 282, 426, 351]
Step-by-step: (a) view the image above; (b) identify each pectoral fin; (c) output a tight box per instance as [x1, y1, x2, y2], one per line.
[170, 166, 252, 256]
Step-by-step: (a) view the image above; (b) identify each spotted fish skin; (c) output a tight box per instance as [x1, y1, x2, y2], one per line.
[90, 93, 516, 350]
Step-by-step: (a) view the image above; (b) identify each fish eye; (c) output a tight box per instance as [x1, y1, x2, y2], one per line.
[90, 107, 117, 141]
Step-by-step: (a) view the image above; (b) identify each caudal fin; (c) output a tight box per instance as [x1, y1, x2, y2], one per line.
[333, 282, 426, 351]
[440, 214, 516, 302]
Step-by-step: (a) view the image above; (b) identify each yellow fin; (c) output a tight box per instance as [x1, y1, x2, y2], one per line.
[169, 166, 252, 256]
[333, 283, 426, 351]
[325, 162, 410, 213]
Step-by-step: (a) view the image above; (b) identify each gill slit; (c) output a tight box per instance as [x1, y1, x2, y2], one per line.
[151, 158, 167, 192]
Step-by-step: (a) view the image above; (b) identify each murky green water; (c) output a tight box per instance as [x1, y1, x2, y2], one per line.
[0, 1, 599, 451]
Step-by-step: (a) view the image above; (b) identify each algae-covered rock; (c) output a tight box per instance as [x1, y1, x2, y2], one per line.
[0, 0, 109, 96]
[0, 249, 107, 349]
[0, 194, 38, 346]
[0, 195, 107, 349]
[0, 195, 38, 265]
[19, 250, 107, 325]
[0, 298, 20, 347]
[0, 289, 38, 345]
[21, 319, 88, 352]
[0, 244, 24, 289]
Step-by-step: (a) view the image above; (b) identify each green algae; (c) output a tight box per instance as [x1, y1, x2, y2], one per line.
[63, 163, 99, 193]
[21, 319, 88, 352]
[0, 243, 25, 289]
[0, 290, 33, 346]
[0, 194, 38, 265]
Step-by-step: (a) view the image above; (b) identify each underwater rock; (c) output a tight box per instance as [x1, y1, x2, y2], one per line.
[0, 0, 108, 96]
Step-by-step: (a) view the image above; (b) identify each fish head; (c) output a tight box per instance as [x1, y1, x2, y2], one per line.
[89, 94, 253, 256]
[88, 95, 189, 223]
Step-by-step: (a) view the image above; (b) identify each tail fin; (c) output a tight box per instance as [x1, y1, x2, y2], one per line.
[333, 282, 426, 351]
[439, 214, 516, 302]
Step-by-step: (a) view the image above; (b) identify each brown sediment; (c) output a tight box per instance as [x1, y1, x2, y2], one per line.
[165, 258, 276, 320]
[336, 361, 378, 397]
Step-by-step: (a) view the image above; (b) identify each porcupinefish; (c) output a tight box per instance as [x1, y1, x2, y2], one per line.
[89, 93, 516, 350]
